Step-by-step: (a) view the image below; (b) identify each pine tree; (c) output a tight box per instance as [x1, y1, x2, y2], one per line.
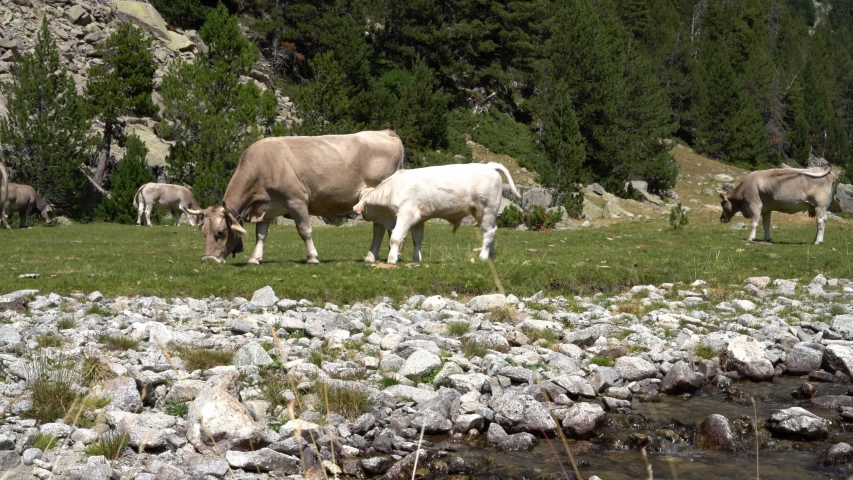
[161, 4, 277, 206]
[95, 134, 154, 224]
[86, 22, 157, 185]
[535, 78, 586, 188]
[0, 19, 91, 215]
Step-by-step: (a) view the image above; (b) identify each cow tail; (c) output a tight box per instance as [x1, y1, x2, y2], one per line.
[132, 184, 146, 208]
[489, 162, 521, 199]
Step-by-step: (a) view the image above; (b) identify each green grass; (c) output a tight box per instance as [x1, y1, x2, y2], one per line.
[312, 382, 374, 421]
[589, 356, 615, 367]
[31, 432, 58, 450]
[460, 338, 489, 358]
[447, 321, 471, 336]
[98, 335, 140, 351]
[2, 219, 853, 303]
[57, 318, 76, 330]
[694, 344, 720, 360]
[164, 400, 189, 418]
[86, 431, 128, 459]
[169, 344, 234, 371]
[85, 304, 114, 317]
[523, 326, 559, 345]
[24, 355, 78, 424]
[36, 334, 64, 348]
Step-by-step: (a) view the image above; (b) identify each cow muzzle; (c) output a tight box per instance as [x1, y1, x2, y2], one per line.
[202, 256, 225, 264]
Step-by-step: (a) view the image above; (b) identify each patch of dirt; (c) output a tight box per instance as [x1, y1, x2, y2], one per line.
[468, 142, 539, 186]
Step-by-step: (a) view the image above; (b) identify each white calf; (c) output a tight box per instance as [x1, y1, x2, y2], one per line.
[354, 162, 521, 264]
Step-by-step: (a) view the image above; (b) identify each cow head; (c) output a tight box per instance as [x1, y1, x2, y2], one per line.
[39, 203, 54, 224]
[719, 192, 738, 223]
[188, 206, 247, 264]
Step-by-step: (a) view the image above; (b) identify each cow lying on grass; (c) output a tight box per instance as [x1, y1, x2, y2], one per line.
[1, 183, 53, 229]
[353, 162, 521, 264]
[720, 167, 835, 244]
[133, 183, 202, 227]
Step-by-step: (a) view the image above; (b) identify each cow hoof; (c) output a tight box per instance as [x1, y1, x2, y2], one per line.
[363, 256, 376, 263]
[307, 258, 320, 265]
[248, 258, 261, 265]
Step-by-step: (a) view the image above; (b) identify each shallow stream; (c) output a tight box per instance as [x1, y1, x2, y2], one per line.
[427, 377, 853, 479]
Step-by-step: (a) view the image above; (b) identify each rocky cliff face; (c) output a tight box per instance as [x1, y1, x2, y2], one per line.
[0, 0, 291, 170]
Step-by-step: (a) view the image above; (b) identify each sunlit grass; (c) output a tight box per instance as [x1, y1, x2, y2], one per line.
[0, 218, 851, 303]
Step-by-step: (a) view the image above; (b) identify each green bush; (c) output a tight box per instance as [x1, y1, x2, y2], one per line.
[524, 205, 562, 231]
[95, 134, 154, 224]
[669, 203, 689, 230]
[497, 204, 523, 228]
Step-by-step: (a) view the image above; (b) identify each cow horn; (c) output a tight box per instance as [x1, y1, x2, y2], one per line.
[222, 204, 233, 215]
[719, 192, 727, 200]
[231, 223, 248, 236]
[186, 208, 203, 215]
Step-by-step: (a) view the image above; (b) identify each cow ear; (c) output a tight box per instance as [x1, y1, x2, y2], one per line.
[230, 220, 248, 236]
[719, 193, 727, 200]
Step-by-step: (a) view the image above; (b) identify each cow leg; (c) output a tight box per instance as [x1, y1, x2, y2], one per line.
[136, 202, 145, 226]
[815, 206, 827, 244]
[172, 209, 181, 226]
[289, 204, 320, 264]
[388, 214, 417, 264]
[411, 222, 425, 262]
[747, 216, 759, 241]
[364, 222, 385, 263]
[145, 205, 153, 226]
[21, 205, 31, 228]
[480, 214, 499, 261]
[762, 212, 772, 243]
[248, 221, 270, 265]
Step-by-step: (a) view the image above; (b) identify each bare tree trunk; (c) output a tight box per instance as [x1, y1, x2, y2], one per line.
[94, 120, 113, 186]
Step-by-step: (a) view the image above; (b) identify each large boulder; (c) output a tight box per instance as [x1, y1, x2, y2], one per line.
[824, 344, 853, 379]
[726, 335, 774, 381]
[696, 414, 738, 451]
[766, 407, 830, 440]
[114, 1, 171, 41]
[615, 356, 657, 381]
[660, 361, 703, 394]
[834, 184, 853, 212]
[123, 124, 170, 168]
[785, 344, 823, 375]
[489, 394, 558, 433]
[186, 371, 265, 454]
[521, 188, 553, 209]
[561, 402, 605, 439]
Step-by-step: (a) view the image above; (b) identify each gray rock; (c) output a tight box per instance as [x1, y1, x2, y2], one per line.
[785, 344, 823, 375]
[232, 342, 274, 367]
[832, 314, 853, 340]
[551, 374, 596, 399]
[105, 410, 176, 449]
[561, 402, 605, 439]
[766, 407, 830, 439]
[224, 448, 300, 473]
[186, 371, 264, 454]
[467, 294, 507, 312]
[362, 456, 392, 474]
[834, 184, 853, 212]
[521, 188, 553, 209]
[101, 376, 141, 412]
[398, 349, 442, 378]
[486, 423, 536, 451]
[490, 394, 557, 433]
[824, 344, 853, 378]
[411, 409, 452, 433]
[726, 335, 774, 381]
[696, 414, 738, 451]
[819, 442, 853, 466]
[615, 356, 657, 381]
[713, 174, 734, 182]
[660, 361, 703, 394]
[250, 286, 278, 307]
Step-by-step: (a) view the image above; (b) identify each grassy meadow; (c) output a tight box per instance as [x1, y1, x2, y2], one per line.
[2, 211, 853, 304]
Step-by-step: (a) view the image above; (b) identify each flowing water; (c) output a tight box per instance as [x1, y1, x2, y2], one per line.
[427, 378, 853, 479]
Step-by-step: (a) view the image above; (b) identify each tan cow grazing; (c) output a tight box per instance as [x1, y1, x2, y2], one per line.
[133, 183, 202, 227]
[186, 130, 404, 264]
[1, 183, 54, 229]
[719, 167, 835, 244]
[353, 162, 521, 264]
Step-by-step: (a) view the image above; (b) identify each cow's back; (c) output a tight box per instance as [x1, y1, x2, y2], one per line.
[6, 184, 36, 208]
[230, 130, 404, 218]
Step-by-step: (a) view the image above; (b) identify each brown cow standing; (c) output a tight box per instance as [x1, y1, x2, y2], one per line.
[0, 162, 7, 227]
[719, 167, 835, 244]
[188, 130, 404, 264]
[133, 183, 202, 227]
[1, 183, 53, 229]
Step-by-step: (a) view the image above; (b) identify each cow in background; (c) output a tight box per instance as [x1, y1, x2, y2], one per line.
[187, 130, 405, 264]
[354, 162, 521, 264]
[133, 183, 202, 226]
[1, 183, 53, 229]
[0, 162, 7, 228]
[720, 167, 836, 244]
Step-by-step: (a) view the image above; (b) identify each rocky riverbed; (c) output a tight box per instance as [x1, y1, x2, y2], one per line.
[3, 277, 853, 479]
